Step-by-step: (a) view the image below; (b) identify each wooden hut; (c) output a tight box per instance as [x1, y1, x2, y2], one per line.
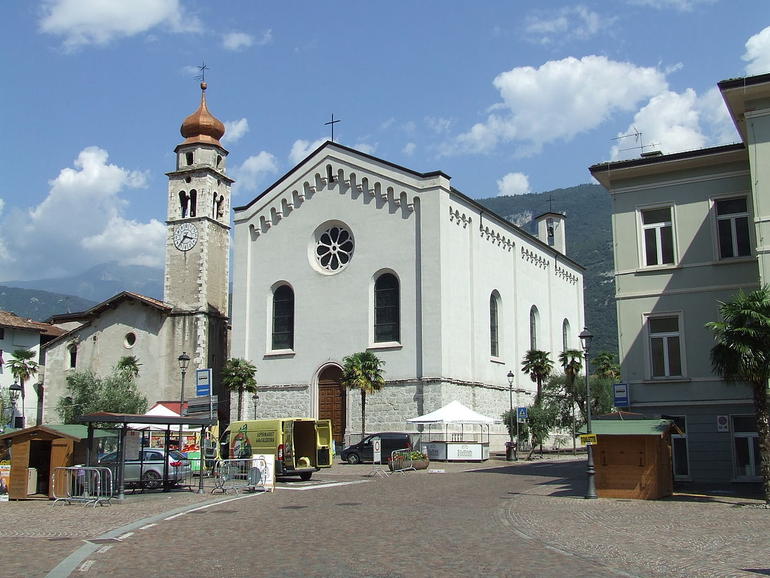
[0, 425, 113, 500]
[588, 419, 675, 500]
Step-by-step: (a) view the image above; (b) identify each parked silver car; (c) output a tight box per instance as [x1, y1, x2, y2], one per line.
[99, 448, 191, 489]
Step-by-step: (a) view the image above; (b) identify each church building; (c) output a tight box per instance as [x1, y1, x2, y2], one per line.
[231, 142, 586, 448]
[41, 82, 231, 424]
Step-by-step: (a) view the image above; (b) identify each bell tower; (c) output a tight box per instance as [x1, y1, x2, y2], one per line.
[164, 81, 232, 314]
[163, 81, 232, 423]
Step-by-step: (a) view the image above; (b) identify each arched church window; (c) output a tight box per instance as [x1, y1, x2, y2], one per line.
[530, 305, 539, 350]
[189, 190, 197, 217]
[179, 191, 188, 218]
[216, 155, 222, 168]
[374, 273, 400, 343]
[272, 285, 294, 350]
[185, 152, 193, 165]
[68, 344, 77, 369]
[562, 319, 571, 352]
[490, 291, 501, 357]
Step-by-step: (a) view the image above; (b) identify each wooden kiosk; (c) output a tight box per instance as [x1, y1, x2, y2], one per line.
[588, 419, 675, 500]
[0, 425, 114, 500]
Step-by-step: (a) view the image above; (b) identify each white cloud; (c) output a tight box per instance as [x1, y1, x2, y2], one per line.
[39, 0, 200, 50]
[497, 172, 531, 196]
[0, 146, 162, 280]
[353, 142, 377, 155]
[223, 118, 249, 143]
[524, 6, 611, 45]
[743, 26, 770, 76]
[627, 0, 716, 10]
[609, 84, 744, 160]
[402, 142, 416, 156]
[223, 32, 253, 51]
[425, 117, 453, 134]
[289, 138, 326, 165]
[232, 151, 279, 193]
[449, 56, 667, 156]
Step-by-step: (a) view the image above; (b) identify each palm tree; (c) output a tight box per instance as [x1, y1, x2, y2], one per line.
[591, 351, 621, 381]
[116, 355, 141, 378]
[521, 350, 554, 404]
[558, 349, 583, 387]
[559, 349, 583, 455]
[707, 288, 770, 503]
[221, 358, 258, 421]
[6, 349, 38, 424]
[341, 351, 385, 437]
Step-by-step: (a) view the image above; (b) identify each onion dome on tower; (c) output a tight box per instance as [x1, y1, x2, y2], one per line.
[179, 82, 225, 146]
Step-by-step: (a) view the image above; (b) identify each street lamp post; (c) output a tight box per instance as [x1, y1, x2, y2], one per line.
[506, 370, 517, 461]
[579, 328, 597, 499]
[178, 352, 191, 451]
[8, 382, 22, 428]
[252, 393, 259, 419]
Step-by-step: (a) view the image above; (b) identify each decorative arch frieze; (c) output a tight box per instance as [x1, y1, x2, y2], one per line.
[521, 246, 549, 269]
[247, 161, 417, 241]
[554, 262, 579, 284]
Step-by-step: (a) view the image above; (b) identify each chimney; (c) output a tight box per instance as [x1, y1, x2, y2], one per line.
[535, 212, 567, 254]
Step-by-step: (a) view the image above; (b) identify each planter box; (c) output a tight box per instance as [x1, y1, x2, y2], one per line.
[388, 459, 430, 472]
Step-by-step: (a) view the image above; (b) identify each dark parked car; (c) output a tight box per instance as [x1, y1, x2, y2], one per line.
[341, 432, 411, 464]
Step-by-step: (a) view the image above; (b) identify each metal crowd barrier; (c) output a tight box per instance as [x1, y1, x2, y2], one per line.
[52, 466, 114, 506]
[211, 458, 269, 494]
[389, 449, 416, 473]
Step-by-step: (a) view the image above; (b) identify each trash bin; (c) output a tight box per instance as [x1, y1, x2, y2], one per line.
[505, 442, 516, 461]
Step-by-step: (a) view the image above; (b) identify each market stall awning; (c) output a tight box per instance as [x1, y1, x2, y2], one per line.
[407, 400, 501, 424]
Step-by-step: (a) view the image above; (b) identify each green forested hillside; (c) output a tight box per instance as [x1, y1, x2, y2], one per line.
[477, 183, 617, 357]
[0, 285, 96, 322]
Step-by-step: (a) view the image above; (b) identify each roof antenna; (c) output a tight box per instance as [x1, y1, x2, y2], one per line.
[612, 126, 659, 155]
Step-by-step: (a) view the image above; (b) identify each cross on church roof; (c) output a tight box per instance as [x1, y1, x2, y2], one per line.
[324, 113, 341, 142]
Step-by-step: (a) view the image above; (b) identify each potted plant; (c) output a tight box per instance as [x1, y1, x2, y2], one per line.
[388, 450, 430, 471]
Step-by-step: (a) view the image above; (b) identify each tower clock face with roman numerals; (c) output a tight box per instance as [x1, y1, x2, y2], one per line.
[173, 222, 198, 251]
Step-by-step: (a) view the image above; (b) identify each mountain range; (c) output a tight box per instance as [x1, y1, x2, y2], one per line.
[0, 183, 617, 355]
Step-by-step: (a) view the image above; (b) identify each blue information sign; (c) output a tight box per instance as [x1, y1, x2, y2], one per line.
[613, 383, 629, 408]
[517, 406, 528, 421]
[196, 368, 212, 396]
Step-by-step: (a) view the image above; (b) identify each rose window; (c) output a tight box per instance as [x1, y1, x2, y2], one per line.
[315, 225, 354, 272]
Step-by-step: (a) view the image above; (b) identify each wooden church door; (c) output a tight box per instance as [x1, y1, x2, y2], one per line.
[318, 366, 346, 445]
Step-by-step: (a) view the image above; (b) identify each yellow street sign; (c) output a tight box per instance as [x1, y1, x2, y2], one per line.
[580, 434, 597, 445]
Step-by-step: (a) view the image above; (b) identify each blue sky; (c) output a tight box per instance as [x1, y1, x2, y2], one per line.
[0, 0, 768, 282]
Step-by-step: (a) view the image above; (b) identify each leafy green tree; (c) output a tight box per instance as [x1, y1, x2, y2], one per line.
[591, 351, 621, 382]
[6, 349, 39, 423]
[221, 358, 258, 421]
[57, 369, 148, 424]
[707, 288, 770, 503]
[341, 351, 385, 437]
[524, 402, 558, 460]
[521, 350, 554, 403]
[557, 350, 583, 453]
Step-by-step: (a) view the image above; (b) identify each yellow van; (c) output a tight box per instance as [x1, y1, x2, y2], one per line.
[219, 418, 333, 480]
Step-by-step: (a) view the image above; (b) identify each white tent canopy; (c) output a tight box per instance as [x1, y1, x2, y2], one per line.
[407, 400, 501, 425]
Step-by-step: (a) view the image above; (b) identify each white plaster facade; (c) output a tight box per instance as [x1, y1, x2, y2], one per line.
[590, 72, 770, 483]
[231, 142, 585, 449]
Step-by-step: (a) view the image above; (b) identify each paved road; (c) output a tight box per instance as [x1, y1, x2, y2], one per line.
[1, 457, 768, 577]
